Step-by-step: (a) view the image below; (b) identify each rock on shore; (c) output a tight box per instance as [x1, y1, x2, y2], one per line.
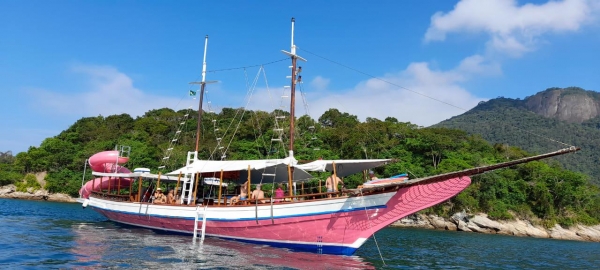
[392, 212, 600, 242]
[0, 184, 76, 203]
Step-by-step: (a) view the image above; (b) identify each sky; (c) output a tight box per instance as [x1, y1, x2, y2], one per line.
[1, 0, 600, 154]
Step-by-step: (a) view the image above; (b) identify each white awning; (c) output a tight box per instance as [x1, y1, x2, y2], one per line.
[296, 159, 392, 177]
[166, 156, 298, 175]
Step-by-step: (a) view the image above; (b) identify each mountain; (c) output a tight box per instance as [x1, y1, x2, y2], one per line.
[436, 87, 600, 185]
[524, 87, 600, 123]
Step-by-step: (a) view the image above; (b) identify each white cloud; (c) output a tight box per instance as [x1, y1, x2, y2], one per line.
[302, 57, 489, 126]
[240, 55, 491, 127]
[30, 64, 195, 118]
[310, 76, 330, 91]
[425, 0, 597, 57]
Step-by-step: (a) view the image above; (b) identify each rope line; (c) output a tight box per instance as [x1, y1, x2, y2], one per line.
[359, 189, 386, 266]
[206, 58, 288, 73]
[299, 48, 467, 111]
[299, 47, 576, 150]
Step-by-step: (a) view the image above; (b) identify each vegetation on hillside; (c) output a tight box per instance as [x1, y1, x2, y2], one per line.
[2, 107, 599, 227]
[437, 97, 600, 186]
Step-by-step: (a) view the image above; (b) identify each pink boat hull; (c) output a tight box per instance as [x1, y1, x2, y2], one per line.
[91, 176, 471, 255]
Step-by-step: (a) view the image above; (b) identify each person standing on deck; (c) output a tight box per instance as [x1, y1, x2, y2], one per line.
[326, 173, 343, 198]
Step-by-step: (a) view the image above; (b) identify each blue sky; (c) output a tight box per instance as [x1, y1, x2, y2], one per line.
[1, 0, 599, 154]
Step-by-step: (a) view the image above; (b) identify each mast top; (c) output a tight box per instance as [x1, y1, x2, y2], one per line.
[282, 17, 306, 62]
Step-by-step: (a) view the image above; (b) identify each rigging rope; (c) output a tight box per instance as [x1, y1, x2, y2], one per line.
[222, 68, 263, 157]
[359, 189, 386, 266]
[206, 58, 288, 73]
[298, 47, 576, 150]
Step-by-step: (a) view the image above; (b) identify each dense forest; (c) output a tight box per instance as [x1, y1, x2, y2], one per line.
[437, 93, 600, 186]
[2, 107, 599, 227]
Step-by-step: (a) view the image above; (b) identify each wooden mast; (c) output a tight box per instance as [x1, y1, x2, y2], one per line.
[192, 35, 210, 153]
[188, 36, 217, 204]
[282, 17, 307, 195]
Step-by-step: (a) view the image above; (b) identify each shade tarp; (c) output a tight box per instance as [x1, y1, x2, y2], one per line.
[166, 157, 298, 175]
[296, 159, 392, 177]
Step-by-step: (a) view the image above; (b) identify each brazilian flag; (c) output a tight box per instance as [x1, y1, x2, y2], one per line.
[189, 90, 197, 96]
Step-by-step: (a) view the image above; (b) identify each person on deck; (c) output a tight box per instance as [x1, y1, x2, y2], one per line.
[230, 181, 248, 205]
[274, 184, 285, 202]
[154, 188, 166, 204]
[326, 173, 344, 198]
[251, 184, 265, 203]
[167, 189, 175, 204]
[369, 170, 378, 180]
[240, 181, 248, 201]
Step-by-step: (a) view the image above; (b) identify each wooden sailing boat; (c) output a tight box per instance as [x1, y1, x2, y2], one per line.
[79, 18, 579, 255]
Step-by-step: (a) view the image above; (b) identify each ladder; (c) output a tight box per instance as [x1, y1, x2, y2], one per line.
[158, 106, 193, 171]
[193, 205, 208, 242]
[181, 151, 198, 205]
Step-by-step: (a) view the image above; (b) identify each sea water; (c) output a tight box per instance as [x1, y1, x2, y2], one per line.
[1, 198, 598, 269]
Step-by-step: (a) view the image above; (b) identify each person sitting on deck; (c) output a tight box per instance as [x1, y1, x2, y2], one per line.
[230, 181, 248, 205]
[274, 184, 285, 202]
[167, 189, 175, 204]
[369, 170, 378, 180]
[325, 173, 344, 198]
[251, 184, 265, 203]
[154, 188, 166, 204]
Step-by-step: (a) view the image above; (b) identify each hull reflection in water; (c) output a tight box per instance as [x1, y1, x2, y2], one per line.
[70, 222, 374, 269]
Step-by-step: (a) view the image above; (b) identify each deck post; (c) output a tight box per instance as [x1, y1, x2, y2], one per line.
[137, 176, 142, 202]
[318, 178, 321, 196]
[193, 172, 200, 205]
[287, 164, 293, 197]
[128, 176, 133, 200]
[156, 172, 161, 190]
[175, 172, 181, 203]
[247, 165, 251, 203]
[218, 169, 223, 206]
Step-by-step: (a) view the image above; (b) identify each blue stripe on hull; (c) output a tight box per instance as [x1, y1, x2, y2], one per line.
[99, 211, 359, 255]
[219, 236, 358, 255]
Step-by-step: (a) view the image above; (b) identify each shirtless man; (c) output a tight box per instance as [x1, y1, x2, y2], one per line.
[154, 188, 166, 204]
[166, 189, 175, 204]
[368, 170, 378, 180]
[231, 181, 248, 205]
[251, 184, 265, 203]
[325, 173, 343, 198]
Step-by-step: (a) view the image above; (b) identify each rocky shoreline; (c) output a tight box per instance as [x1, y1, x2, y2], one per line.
[391, 212, 600, 242]
[0, 184, 76, 203]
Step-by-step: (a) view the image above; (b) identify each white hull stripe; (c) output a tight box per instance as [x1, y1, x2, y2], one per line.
[91, 204, 387, 221]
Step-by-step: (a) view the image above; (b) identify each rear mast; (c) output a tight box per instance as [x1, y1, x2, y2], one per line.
[281, 17, 307, 195]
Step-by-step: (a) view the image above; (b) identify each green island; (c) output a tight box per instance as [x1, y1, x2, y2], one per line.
[1, 106, 599, 230]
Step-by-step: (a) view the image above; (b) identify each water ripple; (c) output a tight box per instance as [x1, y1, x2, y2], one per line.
[1, 198, 599, 269]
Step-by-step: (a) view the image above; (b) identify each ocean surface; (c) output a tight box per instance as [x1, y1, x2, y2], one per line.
[1, 198, 599, 269]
